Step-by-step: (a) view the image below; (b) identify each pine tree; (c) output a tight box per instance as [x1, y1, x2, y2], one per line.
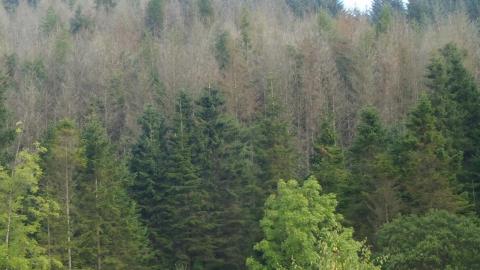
[75, 114, 151, 270]
[95, 0, 116, 12]
[246, 176, 378, 270]
[399, 95, 466, 214]
[0, 144, 61, 270]
[40, 120, 86, 270]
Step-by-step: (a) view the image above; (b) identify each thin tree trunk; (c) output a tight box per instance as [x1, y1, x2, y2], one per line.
[4, 126, 23, 270]
[65, 143, 72, 270]
[95, 175, 101, 270]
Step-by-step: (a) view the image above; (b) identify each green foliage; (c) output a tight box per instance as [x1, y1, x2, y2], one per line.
[254, 98, 297, 196]
[41, 7, 61, 35]
[399, 95, 466, 213]
[0, 71, 15, 164]
[70, 7, 93, 34]
[193, 87, 255, 269]
[311, 115, 348, 195]
[129, 106, 168, 269]
[377, 210, 480, 270]
[197, 0, 214, 25]
[286, 0, 344, 17]
[145, 0, 164, 37]
[40, 120, 86, 269]
[214, 30, 231, 71]
[345, 107, 390, 239]
[375, 6, 393, 34]
[75, 114, 152, 269]
[2, 0, 18, 13]
[246, 176, 378, 270]
[95, 0, 116, 12]
[239, 8, 252, 56]
[426, 43, 480, 213]
[0, 144, 61, 270]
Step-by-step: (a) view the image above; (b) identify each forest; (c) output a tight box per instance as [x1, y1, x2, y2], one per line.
[1, 0, 480, 269]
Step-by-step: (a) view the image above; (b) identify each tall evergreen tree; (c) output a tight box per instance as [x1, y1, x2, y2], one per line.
[427, 44, 480, 213]
[129, 106, 169, 269]
[194, 87, 254, 269]
[399, 95, 466, 214]
[164, 92, 215, 269]
[346, 107, 401, 241]
[254, 98, 297, 197]
[40, 120, 85, 270]
[75, 115, 151, 270]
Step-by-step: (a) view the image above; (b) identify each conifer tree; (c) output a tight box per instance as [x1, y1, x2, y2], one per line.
[164, 92, 215, 269]
[0, 71, 15, 165]
[129, 106, 169, 269]
[75, 115, 151, 270]
[399, 95, 466, 214]
[197, 0, 214, 25]
[346, 107, 388, 239]
[145, 0, 164, 37]
[254, 98, 297, 197]
[194, 87, 254, 269]
[311, 115, 348, 195]
[427, 44, 480, 213]
[214, 31, 232, 72]
[40, 120, 85, 270]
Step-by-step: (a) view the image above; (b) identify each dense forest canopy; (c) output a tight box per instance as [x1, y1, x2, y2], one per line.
[1, 0, 480, 269]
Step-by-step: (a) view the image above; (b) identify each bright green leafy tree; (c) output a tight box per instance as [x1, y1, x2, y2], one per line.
[246, 176, 378, 270]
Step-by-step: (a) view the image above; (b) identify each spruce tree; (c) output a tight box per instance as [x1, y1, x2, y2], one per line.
[75, 114, 151, 270]
[399, 95, 466, 214]
[40, 120, 86, 270]
[311, 115, 348, 195]
[346, 107, 387, 235]
[194, 87, 254, 269]
[427, 44, 480, 213]
[254, 98, 297, 197]
[129, 106, 169, 269]
[164, 92, 215, 269]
